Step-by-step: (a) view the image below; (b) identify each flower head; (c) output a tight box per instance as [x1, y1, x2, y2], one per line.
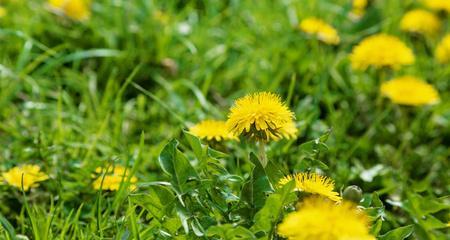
[279, 120, 298, 140]
[424, 0, 450, 13]
[1, 165, 49, 191]
[0, 6, 6, 18]
[189, 120, 238, 141]
[350, 34, 415, 70]
[48, 0, 90, 21]
[299, 18, 340, 45]
[227, 92, 296, 141]
[278, 172, 341, 202]
[400, 9, 441, 36]
[278, 197, 375, 240]
[350, 0, 368, 19]
[436, 34, 450, 64]
[380, 76, 440, 106]
[353, 0, 368, 9]
[93, 166, 137, 191]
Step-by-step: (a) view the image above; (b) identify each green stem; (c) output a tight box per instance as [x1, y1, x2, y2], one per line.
[258, 141, 268, 168]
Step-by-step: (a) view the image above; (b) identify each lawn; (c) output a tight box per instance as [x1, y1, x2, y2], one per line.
[0, 0, 449, 239]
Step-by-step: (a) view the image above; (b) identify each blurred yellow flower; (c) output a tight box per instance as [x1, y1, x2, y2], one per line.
[154, 10, 170, 25]
[0, 6, 6, 18]
[424, 0, 450, 13]
[48, 0, 90, 21]
[350, 0, 368, 18]
[1, 165, 49, 191]
[350, 34, 415, 70]
[278, 197, 375, 240]
[278, 172, 341, 202]
[381, 76, 440, 106]
[353, 0, 368, 9]
[93, 166, 137, 191]
[436, 34, 450, 64]
[227, 92, 296, 141]
[299, 17, 340, 45]
[189, 120, 238, 141]
[400, 9, 441, 36]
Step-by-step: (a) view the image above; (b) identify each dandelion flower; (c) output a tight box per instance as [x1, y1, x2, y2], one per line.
[279, 120, 298, 140]
[93, 166, 137, 191]
[1, 165, 49, 191]
[350, 34, 415, 70]
[424, 0, 450, 13]
[0, 7, 6, 18]
[227, 92, 296, 141]
[48, 0, 90, 21]
[278, 172, 341, 202]
[189, 120, 238, 141]
[299, 18, 340, 45]
[380, 76, 440, 106]
[350, 0, 368, 19]
[436, 34, 450, 64]
[278, 197, 375, 240]
[353, 0, 368, 9]
[154, 10, 170, 25]
[400, 9, 441, 36]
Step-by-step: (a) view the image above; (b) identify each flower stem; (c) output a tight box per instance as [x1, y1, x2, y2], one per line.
[258, 141, 268, 167]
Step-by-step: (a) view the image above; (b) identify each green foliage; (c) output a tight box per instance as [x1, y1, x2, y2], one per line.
[0, 0, 449, 239]
[378, 225, 414, 240]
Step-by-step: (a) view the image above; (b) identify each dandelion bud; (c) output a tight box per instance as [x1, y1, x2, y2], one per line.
[343, 185, 363, 203]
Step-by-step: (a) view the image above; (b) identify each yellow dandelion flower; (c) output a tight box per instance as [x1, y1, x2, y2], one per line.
[436, 34, 450, 64]
[278, 197, 375, 240]
[299, 18, 340, 45]
[279, 120, 298, 140]
[278, 172, 341, 202]
[0, 7, 6, 18]
[380, 76, 440, 106]
[189, 120, 238, 141]
[350, 0, 368, 19]
[350, 34, 415, 70]
[226, 92, 296, 142]
[154, 10, 170, 25]
[93, 166, 137, 191]
[353, 0, 368, 9]
[400, 9, 441, 36]
[48, 0, 90, 21]
[1, 165, 49, 191]
[424, 0, 450, 13]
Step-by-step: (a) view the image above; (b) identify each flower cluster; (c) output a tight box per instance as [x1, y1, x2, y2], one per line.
[278, 197, 374, 240]
[1, 165, 49, 191]
[299, 17, 340, 45]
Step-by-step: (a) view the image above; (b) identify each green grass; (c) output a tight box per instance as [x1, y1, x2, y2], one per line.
[0, 0, 449, 239]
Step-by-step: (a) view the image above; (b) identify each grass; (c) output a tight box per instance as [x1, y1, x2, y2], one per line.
[0, 0, 449, 239]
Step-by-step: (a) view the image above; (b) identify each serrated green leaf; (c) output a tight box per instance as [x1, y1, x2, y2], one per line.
[241, 153, 274, 211]
[183, 131, 205, 161]
[159, 139, 198, 193]
[378, 225, 414, 240]
[250, 180, 296, 236]
[207, 224, 257, 239]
